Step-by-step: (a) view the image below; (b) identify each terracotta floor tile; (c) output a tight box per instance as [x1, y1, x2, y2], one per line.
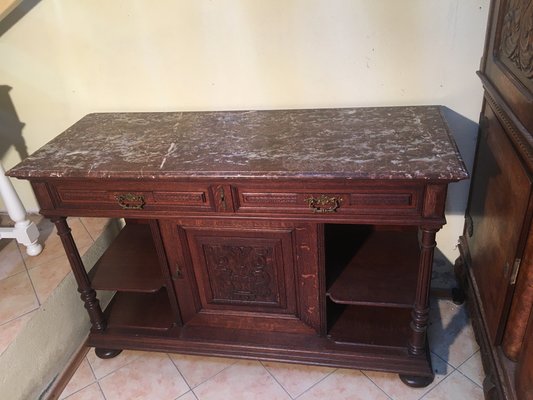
[79, 218, 111, 241]
[297, 368, 389, 400]
[62, 383, 105, 400]
[28, 254, 72, 303]
[60, 358, 96, 399]
[193, 360, 290, 400]
[0, 310, 36, 355]
[0, 240, 26, 280]
[421, 370, 483, 400]
[0, 271, 39, 324]
[86, 348, 144, 379]
[169, 353, 237, 388]
[428, 299, 479, 368]
[457, 351, 484, 387]
[363, 352, 452, 400]
[262, 360, 335, 398]
[99, 352, 189, 400]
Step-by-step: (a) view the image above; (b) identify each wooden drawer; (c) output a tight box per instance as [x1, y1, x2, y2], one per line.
[49, 181, 215, 213]
[232, 183, 423, 216]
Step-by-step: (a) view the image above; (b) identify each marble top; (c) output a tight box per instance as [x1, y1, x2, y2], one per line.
[8, 106, 468, 181]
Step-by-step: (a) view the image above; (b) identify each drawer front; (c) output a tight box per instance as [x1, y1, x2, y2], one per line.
[233, 184, 423, 216]
[50, 182, 215, 212]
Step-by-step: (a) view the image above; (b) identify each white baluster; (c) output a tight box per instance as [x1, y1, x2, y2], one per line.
[0, 162, 42, 256]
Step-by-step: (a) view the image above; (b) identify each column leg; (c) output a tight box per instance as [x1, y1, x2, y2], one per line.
[53, 217, 106, 332]
[400, 226, 438, 387]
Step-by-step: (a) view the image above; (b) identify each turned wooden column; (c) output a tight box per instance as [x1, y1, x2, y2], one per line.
[408, 226, 438, 356]
[52, 217, 106, 332]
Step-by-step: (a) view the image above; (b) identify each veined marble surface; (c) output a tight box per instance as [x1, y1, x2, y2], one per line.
[8, 106, 468, 181]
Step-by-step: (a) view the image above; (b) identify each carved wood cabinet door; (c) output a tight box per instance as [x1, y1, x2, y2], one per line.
[158, 219, 323, 335]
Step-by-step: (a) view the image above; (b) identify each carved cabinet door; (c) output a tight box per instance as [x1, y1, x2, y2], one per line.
[158, 219, 322, 335]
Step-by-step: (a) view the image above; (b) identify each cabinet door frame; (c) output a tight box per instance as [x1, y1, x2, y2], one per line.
[159, 218, 323, 335]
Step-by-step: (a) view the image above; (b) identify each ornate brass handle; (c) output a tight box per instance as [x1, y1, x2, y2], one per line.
[115, 193, 145, 210]
[305, 195, 342, 213]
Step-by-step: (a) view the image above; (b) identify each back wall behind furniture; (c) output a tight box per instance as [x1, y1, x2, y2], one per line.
[0, 0, 490, 261]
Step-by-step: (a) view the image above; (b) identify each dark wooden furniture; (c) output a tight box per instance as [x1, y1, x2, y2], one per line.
[8, 106, 467, 387]
[455, 0, 533, 398]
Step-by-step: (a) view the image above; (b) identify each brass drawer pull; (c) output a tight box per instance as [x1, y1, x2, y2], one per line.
[305, 195, 342, 213]
[115, 193, 145, 210]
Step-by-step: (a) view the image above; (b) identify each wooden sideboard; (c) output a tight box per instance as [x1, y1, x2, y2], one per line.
[455, 0, 533, 399]
[8, 106, 467, 387]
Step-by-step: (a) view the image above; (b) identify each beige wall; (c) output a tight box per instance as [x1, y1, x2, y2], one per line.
[1, 0, 489, 261]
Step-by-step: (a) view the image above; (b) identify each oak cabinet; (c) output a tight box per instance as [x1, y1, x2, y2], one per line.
[456, 0, 533, 398]
[8, 106, 467, 387]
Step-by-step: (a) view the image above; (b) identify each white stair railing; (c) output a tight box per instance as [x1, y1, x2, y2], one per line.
[0, 162, 42, 256]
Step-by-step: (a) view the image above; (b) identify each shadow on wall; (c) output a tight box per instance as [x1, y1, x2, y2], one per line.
[0, 85, 28, 161]
[1, 0, 41, 161]
[440, 106, 480, 215]
[0, 0, 40, 37]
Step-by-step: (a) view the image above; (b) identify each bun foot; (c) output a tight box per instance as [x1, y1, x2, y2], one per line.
[399, 374, 434, 388]
[95, 348, 122, 359]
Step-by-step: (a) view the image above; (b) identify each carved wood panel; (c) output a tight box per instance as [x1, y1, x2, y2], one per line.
[498, 0, 533, 85]
[202, 244, 279, 305]
[184, 227, 296, 314]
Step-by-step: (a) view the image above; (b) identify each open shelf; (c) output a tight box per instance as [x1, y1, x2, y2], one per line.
[327, 303, 411, 348]
[325, 224, 420, 308]
[89, 222, 165, 293]
[104, 288, 175, 332]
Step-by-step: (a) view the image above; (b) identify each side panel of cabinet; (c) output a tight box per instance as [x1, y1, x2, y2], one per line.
[159, 219, 322, 335]
[467, 104, 532, 344]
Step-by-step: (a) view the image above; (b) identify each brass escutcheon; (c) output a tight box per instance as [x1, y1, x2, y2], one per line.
[115, 193, 145, 210]
[305, 195, 342, 213]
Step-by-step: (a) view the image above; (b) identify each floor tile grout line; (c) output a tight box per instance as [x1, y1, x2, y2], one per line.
[59, 357, 97, 400]
[85, 354, 99, 383]
[78, 217, 99, 243]
[165, 352, 194, 393]
[87, 351, 141, 381]
[455, 368, 484, 389]
[175, 390, 200, 400]
[0, 307, 37, 328]
[96, 381, 108, 400]
[454, 349, 480, 371]
[292, 367, 338, 400]
[23, 262, 43, 307]
[79, 217, 108, 243]
[259, 360, 298, 399]
[418, 370, 452, 400]
[430, 350, 458, 377]
[357, 370, 394, 400]
[418, 368, 484, 400]
[171, 355, 238, 390]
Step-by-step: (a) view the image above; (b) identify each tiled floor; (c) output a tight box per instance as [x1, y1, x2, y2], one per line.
[0, 215, 485, 400]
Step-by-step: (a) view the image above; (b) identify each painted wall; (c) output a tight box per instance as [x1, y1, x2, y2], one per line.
[0, 0, 489, 259]
[0, 1, 489, 398]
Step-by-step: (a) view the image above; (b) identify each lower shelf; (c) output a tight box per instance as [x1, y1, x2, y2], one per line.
[104, 288, 176, 333]
[327, 304, 411, 348]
